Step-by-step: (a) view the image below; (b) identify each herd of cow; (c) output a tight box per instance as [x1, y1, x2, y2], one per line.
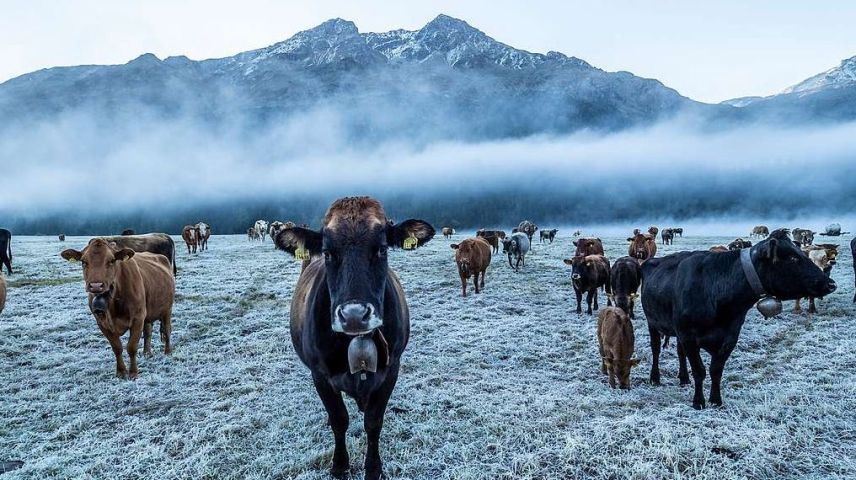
[0, 201, 853, 479]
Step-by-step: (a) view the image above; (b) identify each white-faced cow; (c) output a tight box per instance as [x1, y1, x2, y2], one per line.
[254, 220, 269, 242]
[196, 222, 211, 251]
[274, 197, 434, 480]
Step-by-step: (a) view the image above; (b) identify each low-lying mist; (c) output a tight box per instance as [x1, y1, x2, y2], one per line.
[2, 107, 855, 235]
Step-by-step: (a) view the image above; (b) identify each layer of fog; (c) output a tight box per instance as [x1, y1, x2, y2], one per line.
[2, 108, 855, 232]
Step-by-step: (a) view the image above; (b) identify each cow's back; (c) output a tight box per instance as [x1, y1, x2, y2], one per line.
[104, 234, 175, 268]
[641, 252, 700, 332]
[132, 252, 175, 320]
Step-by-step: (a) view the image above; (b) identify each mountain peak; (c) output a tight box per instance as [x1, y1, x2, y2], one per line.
[423, 14, 478, 33]
[306, 18, 359, 36]
[782, 53, 856, 95]
[127, 53, 161, 66]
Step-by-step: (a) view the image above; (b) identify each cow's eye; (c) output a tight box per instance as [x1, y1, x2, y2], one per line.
[323, 251, 333, 263]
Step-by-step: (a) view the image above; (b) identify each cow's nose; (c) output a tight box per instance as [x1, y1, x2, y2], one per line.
[334, 303, 381, 335]
[88, 282, 105, 293]
[572, 273, 581, 280]
[826, 278, 837, 293]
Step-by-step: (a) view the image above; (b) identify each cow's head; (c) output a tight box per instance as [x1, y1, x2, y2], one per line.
[61, 238, 135, 299]
[627, 234, 653, 260]
[603, 356, 641, 390]
[751, 229, 836, 300]
[276, 197, 433, 335]
[573, 238, 601, 257]
[197, 223, 210, 237]
[563, 256, 598, 284]
[450, 241, 479, 278]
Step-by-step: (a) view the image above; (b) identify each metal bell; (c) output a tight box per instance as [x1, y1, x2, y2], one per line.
[756, 296, 783, 319]
[348, 335, 378, 375]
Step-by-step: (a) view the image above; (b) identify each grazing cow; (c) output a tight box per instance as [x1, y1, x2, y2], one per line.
[539, 229, 558, 244]
[101, 233, 177, 276]
[254, 220, 269, 242]
[563, 254, 611, 314]
[181, 225, 200, 254]
[791, 228, 815, 246]
[58, 234, 66, 242]
[610, 256, 642, 318]
[852, 238, 856, 303]
[501, 232, 530, 272]
[517, 221, 538, 243]
[61, 239, 175, 379]
[597, 307, 640, 389]
[628, 232, 657, 261]
[709, 245, 729, 253]
[0, 273, 6, 315]
[121, 229, 135, 236]
[273, 196, 434, 480]
[750, 225, 769, 238]
[450, 238, 491, 297]
[727, 238, 752, 251]
[641, 229, 836, 409]
[442, 227, 455, 239]
[648, 226, 659, 237]
[0, 229, 11, 275]
[196, 222, 211, 251]
[794, 244, 839, 313]
[661, 228, 674, 245]
[673, 228, 684, 237]
[573, 237, 604, 257]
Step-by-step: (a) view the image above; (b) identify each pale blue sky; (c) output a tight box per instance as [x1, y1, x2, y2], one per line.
[2, 0, 855, 102]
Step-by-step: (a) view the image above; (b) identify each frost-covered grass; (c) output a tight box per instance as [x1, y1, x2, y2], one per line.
[1, 233, 854, 479]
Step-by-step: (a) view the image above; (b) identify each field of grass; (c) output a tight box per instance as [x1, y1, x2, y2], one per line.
[0, 231, 854, 479]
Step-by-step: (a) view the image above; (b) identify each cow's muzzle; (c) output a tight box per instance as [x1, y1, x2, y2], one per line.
[87, 282, 107, 294]
[333, 302, 383, 336]
[91, 292, 110, 315]
[572, 273, 581, 280]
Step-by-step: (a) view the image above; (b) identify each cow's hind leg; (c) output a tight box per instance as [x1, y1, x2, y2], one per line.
[709, 342, 736, 407]
[127, 317, 144, 380]
[143, 321, 154, 358]
[161, 309, 173, 354]
[682, 339, 707, 410]
[592, 289, 599, 312]
[365, 364, 400, 480]
[648, 325, 662, 385]
[473, 272, 480, 294]
[312, 374, 350, 478]
[677, 342, 690, 385]
[808, 297, 817, 314]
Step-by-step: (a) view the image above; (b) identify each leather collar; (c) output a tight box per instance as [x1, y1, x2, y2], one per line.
[740, 248, 766, 296]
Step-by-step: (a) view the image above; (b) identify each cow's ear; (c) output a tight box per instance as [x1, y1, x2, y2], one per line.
[763, 238, 779, 262]
[563, 259, 573, 266]
[275, 227, 322, 255]
[450, 244, 459, 250]
[572, 240, 579, 246]
[61, 249, 82, 262]
[114, 248, 135, 262]
[388, 219, 435, 248]
[627, 237, 633, 242]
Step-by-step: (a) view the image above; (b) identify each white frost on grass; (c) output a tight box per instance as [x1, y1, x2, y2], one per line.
[0, 233, 854, 479]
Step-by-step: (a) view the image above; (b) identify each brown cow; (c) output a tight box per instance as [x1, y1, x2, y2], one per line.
[563, 254, 611, 314]
[0, 273, 6, 315]
[101, 233, 177, 276]
[598, 307, 640, 389]
[573, 237, 604, 257]
[442, 227, 455, 239]
[450, 238, 491, 297]
[709, 245, 729, 253]
[627, 232, 657, 261]
[648, 226, 659, 237]
[61, 239, 175, 379]
[795, 244, 839, 313]
[182, 225, 200, 254]
[480, 234, 500, 254]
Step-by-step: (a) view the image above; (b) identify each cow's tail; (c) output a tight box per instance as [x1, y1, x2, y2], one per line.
[169, 236, 177, 277]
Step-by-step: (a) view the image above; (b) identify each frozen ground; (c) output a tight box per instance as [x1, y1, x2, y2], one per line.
[0, 231, 854, 479]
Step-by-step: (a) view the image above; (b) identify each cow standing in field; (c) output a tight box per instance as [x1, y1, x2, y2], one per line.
[598, 307, 640, 389]
[501, 232, 530, 272]
[751, 225, 769, 238]
[479, 234, 500, 254]
[274, 196, 434, 480]
[728, 238, 752, 251]
[100, 233, 178, 276]
[254, 220, 269, 242]
[477, 229, 506, 240]
[181, 225, 200, 254]
[564, 254, 611, 315]
[648, 226, 659, 238]
[442, 227, 455, 239]
[59, 234, 66, 242]
[642, 229, 836, 409]
[0, 229, 11, 275]
[792, 228, 815, 246]
[672, 228, 683, 237]
[540, 229, 558, 244]
[451, 238, 491, 297]
[661, 229, 674, 245]
[794, 244, 839, 313]
[61, 239, 175, 379]
[628, 232, 657, 262]
[196, 222, 211, 251]
[610, 256, 642, 318]
[121, 229, 135, 236]
[247, 228, 256, 241]
[0, 273, 6, 315]
[517, 221, 538, 243]
[573, 237, 604, 257]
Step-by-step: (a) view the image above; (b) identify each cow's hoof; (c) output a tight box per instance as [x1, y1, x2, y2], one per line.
[129, 371, 139, 381]
[650, 373, 661, 385]
[364, 467, 384, 480]
[164, 347, 172, 355]
[692, 399, 706, 410]
[144, 350, 153, 359]
[679, 378, 691, 386]
[331, 466, 350, 479]
[116, 370, 128, 380]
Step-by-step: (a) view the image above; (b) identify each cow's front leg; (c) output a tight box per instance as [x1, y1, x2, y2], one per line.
[365, 364, 399, 480]
[648, 325, 662, 385]
[100, 326, 127, 379]
[127, 316, 144, 380]
[682, 339, 707, 410]
[585, 290, 594, 314]
[709, 342, 736, 407]
[808, 297, 817, 314]
[677, 342, 690, 386]
[312, 374, 350, 478]
[592, 290, 599, 312]
[473, 272, 480, 294]
[574, 288, 583, 314]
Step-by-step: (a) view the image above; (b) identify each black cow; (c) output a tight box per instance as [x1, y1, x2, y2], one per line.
[0, 229, 11, 275]
[661, 229, 674, 245]
[274, 197, 434, 480]
[673, 228, 683, 237]
[727, 238, 752, 251]
[563, 254, 611, 314]
[610, 256, 642, 318]
[641, 229, 836, 409]
[539, 229, 558, 244]
[121, 229, 135, 236]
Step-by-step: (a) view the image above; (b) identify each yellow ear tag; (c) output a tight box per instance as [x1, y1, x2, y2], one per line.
[403, 234, 418, 250]
[294, 246, 310, 261]
[67, 258, 79, 263]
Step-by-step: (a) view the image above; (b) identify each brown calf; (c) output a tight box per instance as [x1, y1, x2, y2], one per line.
[709, 245, 729, 253]
[182, 224, 200, 254]
[573, 237, 604, 257]
[597, 307, 640, 389]
[795, 244, 839, 313]
[627, 232, 657, 261]
[450, 238, 492, 297]
[62, 239, 175, 379]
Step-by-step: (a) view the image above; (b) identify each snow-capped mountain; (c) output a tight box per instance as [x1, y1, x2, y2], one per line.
[782, 55, 856, 96]
[0, 15, 696, 140]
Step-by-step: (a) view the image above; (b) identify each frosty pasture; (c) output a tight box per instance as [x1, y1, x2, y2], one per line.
[1, 232, 854, 479]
